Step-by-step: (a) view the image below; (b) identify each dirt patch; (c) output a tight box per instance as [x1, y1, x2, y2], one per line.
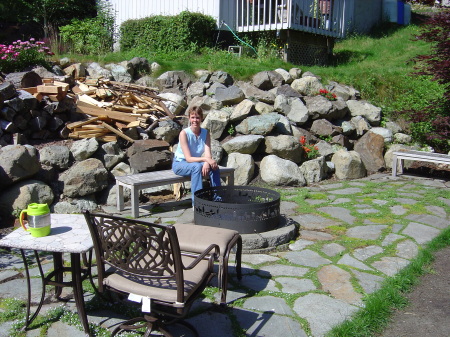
[379, 246, 450, 337]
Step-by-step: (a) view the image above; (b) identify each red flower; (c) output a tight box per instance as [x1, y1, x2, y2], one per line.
[300, 136, 306, 145]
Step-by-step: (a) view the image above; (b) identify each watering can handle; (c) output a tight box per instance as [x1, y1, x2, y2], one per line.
[19, 210, 28, 231]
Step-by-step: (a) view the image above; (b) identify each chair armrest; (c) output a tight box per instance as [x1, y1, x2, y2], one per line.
[182, 243, 219, 271]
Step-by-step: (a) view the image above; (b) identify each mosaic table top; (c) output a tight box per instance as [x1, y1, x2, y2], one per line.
[0, 214, 93, 254]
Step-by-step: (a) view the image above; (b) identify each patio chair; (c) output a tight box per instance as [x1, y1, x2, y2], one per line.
[83, 211, 219, 337]
[173, 223, 242, 304]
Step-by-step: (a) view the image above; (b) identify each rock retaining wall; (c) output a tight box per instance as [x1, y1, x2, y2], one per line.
[0, 58, 420, 226]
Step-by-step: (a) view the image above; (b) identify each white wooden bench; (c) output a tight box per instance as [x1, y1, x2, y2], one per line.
[116, 166, 235, 218]
[392, 150, 450, 177]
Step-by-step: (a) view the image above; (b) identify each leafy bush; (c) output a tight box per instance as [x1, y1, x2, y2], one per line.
[0, 38, 53, 73]
[59, 0, 115, 55]
[119, 11, 216, 54]
[395, 9, 450, 152]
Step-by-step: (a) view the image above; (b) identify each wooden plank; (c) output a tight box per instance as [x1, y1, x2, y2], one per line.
[112, 105, 134, 113]
[37, 84, 61, 94]
[101, 122, 135, 143]
[73, 128, 108, 136]
[69, 131, 110, 139]
[76, 101, 136, 123]
[53, 81, 70, 92]
[71, 85, 83, 95]
[96, 135, 117, 142]
[66, 117, 100, 130]
[20, 87, 38, 94]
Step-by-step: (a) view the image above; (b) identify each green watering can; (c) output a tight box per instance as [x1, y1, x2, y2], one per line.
[19, 203, 51, 237]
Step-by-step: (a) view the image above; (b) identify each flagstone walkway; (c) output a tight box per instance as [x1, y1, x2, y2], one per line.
[0, 173, 448, 337]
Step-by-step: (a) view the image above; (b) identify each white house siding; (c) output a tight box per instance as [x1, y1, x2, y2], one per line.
[108, 0, 236, 30]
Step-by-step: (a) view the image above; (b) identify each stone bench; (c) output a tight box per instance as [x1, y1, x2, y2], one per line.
[392, 150, 450, 177]
[116, 166, 235, 218]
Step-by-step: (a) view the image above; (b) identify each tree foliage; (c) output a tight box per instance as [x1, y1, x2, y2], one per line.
[0, 0, 96, 36]
[59, 1, 116, 55]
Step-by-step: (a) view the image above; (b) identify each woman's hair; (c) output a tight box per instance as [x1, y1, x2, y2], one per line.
[188, 106, 204, 120]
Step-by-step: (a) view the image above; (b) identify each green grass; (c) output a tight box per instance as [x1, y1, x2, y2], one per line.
[57, 11, 445, 121]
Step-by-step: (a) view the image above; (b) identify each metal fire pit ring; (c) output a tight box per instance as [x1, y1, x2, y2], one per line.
[194, 186, 280, 234]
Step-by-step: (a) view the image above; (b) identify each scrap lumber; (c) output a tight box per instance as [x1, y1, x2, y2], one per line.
[101, 122, 135, 143]
[76, 101, 136, 123]
[66, 117, 100, 130]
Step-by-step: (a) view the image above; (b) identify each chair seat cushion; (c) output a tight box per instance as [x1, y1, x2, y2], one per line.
[173, 223, 239, 256]
[104, 255, 210, 304]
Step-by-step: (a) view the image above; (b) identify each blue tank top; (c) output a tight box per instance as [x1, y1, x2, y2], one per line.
[173, 127, 208, 161]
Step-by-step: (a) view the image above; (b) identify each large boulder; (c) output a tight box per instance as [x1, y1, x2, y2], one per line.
[86, 62, 113, 80]
[223, 153, 255, 185]
[331, 150, 366, 179]
[201, 109, 231, 140]
[222, 135, 264, 154]
[0, 145, 40, 188]
[264, 135, 303, 164]
[275, 96, 309, 125]
[210, 71, 234, 86]
[310, 119, 343, 138]
[274, 68, 293, 84]
[291, 76, 324, 96]
[39, 145, 70, 170]
[58, 158, 108, 198]
[230, 99, 254, 123]
[354, 132, 386, 173]
[236, 81, 276, 104]
[53, 197, 98, 214]
[151, 119, 182, 144]
[214, 85, 245, 106]
[236, 113, 279, 136]
[156, 71, 193, 94]
[158, 93, 187, 116]
[95, 141, 126, 170]
[0, 179, 54, 216]
[126, 139, 172, 173]
[260, 155, 306, 186]
[70, 138, 100, 161]
[252, 70, 285, 90]
[105, 63, 132, 83]
[347, 100, 381, 126]
[300, 156, 327, 185]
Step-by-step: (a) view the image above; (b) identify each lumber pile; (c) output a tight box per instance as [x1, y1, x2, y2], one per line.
[69, 78, 176, 143]
[1, 74, 179, 145]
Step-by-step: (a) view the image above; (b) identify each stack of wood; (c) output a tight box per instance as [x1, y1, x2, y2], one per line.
[21, 78, 70, 102]
[68, 78, 177, 143]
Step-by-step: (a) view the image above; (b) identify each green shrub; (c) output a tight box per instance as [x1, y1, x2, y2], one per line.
[119, 11, 216, 54]
[59, 1, 115, 55]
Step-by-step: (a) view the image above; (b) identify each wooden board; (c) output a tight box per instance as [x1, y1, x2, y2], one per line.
[76, 101, 136, 123]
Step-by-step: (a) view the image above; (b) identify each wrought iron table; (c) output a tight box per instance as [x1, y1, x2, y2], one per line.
[0, 214, 93, 336]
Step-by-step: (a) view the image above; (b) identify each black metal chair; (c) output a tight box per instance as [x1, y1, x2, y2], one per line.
[83, 211, 219, 337]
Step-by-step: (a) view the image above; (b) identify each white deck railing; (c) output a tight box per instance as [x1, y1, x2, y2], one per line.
[236, 0, 349, 38]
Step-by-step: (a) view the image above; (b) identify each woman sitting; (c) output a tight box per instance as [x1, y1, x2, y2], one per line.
[172, 106, 221, 207]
